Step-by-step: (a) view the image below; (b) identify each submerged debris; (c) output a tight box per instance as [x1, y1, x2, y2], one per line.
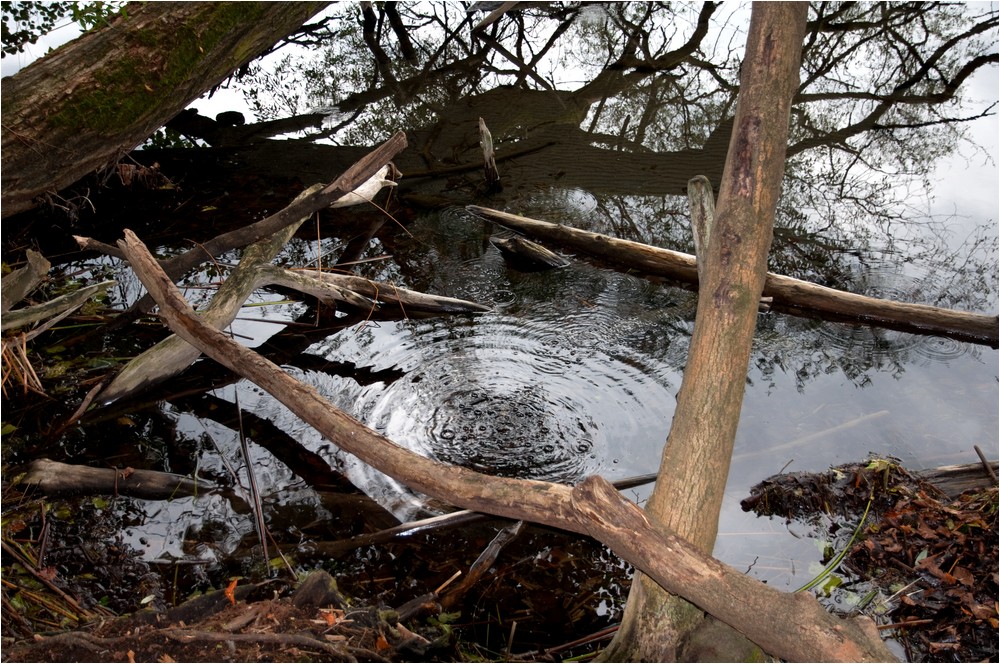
[743, 458, 998, 663]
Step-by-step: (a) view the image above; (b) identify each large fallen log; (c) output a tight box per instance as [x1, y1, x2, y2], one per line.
[466, 205, 999, 346]
[118, 228, 896, 662]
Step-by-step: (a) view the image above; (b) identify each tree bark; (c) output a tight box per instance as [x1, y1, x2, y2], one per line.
[603, 5, 810, 661]
[116, 227, 895, 662]
[467, 205, 998, 346]
[20, 458, 226, 502]
[1, 1, 329, 218]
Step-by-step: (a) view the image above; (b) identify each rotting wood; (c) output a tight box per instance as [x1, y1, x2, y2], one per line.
[19, 458, 233, 503]
[1, 281, 115, 333]
[466, 205, 999, 346]
[1, 250, 50, 313]
[98, 182, 323, 403]
[916, 460, 999, 499]
[118, 228, 897, 662]
[491, 235, 570, 271]
[116, 131, 408, 321]
[261, 266, 490, 315]
[96, 157, 484, 404]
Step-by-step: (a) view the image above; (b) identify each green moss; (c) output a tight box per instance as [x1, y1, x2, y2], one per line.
[51, 3, 274, 133]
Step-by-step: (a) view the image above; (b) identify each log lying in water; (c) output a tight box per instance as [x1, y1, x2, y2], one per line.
[490, 235, 570, 271]
[95, 173, 487, 404]
[466, 205, 999, 346]
[19, 458, 225, 502]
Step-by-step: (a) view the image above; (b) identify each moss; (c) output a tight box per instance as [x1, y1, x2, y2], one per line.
[50, 3, 274, 133]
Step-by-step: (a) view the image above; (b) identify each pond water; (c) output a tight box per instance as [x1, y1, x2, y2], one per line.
[34, 178, 994, 642]
[5, 2, 998, 656]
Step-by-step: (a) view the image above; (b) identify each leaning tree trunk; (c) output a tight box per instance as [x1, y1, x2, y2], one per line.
[601, 4, 809, 661]
[0, 1, 328, 218]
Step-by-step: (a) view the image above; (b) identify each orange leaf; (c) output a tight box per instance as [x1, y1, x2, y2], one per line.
[375, 634, 390, 651]
[225, 578, 238, 606]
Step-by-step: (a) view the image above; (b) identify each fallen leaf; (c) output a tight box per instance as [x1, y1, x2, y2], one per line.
[375, 634, 390, 651]
[225, 578, 238, 606]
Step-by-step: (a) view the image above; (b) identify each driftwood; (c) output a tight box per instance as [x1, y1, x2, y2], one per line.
[108, 131, 408, 322]
[1, 250, 50, 312]
[916, 460, 999, 498]
[118, 228, 896, 662]
[491, 235, 570, 271]
[19, 458, 225, 502]
[466, 205, 999, 346]
[1, 281, 115, 333]
[97, 163, 486, 404]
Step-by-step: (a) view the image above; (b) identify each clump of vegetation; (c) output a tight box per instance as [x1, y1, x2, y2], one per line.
[743, 458, 999, 662]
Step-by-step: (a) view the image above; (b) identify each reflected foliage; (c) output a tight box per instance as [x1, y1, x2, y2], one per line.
[238, 3, 995, 226]
[213, 2, 1000, 319]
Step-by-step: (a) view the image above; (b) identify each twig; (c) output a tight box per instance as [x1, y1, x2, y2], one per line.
[973, 445, 998, 483]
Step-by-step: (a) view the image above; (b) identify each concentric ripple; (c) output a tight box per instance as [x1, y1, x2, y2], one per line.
[812, 259, 974, 364]
[360, 316, 675, 481]
[310, 310, 677, 518]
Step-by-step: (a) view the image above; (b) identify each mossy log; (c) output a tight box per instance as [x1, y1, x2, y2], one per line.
[1, 2, 329, 218]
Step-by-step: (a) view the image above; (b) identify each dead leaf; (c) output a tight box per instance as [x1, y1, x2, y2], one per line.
[225, 578, 238, 606]
[375, 634, 390, 651]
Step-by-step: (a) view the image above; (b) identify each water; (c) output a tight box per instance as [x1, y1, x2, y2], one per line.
[87, 191, 995, 599]
[4, 4, 997, 654]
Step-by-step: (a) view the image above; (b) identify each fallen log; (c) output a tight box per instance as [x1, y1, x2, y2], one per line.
[916, 460, 999, 498]
[260, 266, 490, 315]
[466, 205, 999, 346]
[19, 458, 229, 502]
[118, 228, 896, 662]
[1, 281, 115, 333]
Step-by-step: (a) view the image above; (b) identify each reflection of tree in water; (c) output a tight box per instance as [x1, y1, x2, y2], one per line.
[238, 4, 994, 229]
[153, 2, 998, 392]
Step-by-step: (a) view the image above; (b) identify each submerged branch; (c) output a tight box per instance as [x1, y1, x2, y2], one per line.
[466, 205, 998, 346]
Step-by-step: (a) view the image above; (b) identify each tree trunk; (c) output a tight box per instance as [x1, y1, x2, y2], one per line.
[1, 1, 329, 218]
[602, 5, 809, 661]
